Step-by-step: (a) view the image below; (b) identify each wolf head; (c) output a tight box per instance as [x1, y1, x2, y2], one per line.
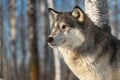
[47, 6, 86, 49]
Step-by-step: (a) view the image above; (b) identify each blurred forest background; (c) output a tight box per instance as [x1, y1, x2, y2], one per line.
[0, 0, 120, 80]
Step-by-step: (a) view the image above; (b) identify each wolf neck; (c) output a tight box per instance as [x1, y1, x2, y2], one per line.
[58, 47, 98, 80]
[58, 46, 112, 80]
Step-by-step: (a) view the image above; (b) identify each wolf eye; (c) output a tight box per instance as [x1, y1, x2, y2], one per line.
[62, 25, 67, 29]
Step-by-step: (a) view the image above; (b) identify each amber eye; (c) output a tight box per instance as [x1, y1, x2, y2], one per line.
[62, 25, 67, 29]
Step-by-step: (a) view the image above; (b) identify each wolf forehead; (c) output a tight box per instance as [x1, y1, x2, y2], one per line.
[51, 12, 84, 28]
[53, 13, 76, 26]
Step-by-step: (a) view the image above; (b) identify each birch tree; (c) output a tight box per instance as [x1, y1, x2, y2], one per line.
[10, 0, 17, 80]
[112, 0, 119, 38]
[39, 0, 55, 80]
[85, 0, 111, 33]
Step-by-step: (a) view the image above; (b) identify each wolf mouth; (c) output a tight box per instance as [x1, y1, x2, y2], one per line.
[48, 40, 66, 48]
[48, 43, 57, 47]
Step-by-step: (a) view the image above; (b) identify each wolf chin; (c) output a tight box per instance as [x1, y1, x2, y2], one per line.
[47, 6, 120, 80]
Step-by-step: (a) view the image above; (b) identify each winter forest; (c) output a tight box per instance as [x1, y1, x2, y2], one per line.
[0, 0, 120, 80]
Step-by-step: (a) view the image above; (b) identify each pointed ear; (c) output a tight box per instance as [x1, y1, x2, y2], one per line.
[48, 8, 58, 27]
[71, 6, 85, 23]
[48, 8, 58, 19]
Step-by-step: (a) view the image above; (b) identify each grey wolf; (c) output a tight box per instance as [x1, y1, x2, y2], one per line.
[47, 6, 120, 80]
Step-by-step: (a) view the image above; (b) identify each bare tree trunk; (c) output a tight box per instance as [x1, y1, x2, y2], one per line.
[85, 0, 110, 32]
[28, 0, 39, 80]
[39, 0, 55, 80]
[0, 0, 3, 79]
[1, 0, 12, 80]
[20, 0, 29, 80]
[10, 0, 17, 80]
[38, 0, 46, 79]
[15, 0, 24, 79]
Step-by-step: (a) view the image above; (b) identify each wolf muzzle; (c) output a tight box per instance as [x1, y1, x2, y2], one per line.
[47, 37, 53, 43]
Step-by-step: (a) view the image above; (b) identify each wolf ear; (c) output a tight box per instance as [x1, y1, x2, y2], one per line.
[48, 8, 58, 19]
[48, 8, 58, 28]
[71, 6, 84, 23]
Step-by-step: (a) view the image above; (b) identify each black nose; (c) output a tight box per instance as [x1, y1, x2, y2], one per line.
[47, 37, 53, 43]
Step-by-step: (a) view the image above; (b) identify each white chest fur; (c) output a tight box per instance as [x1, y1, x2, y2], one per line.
[58, 48, 113, 80]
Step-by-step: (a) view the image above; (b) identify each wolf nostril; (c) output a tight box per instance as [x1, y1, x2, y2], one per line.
[47, 37, 53, 43]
